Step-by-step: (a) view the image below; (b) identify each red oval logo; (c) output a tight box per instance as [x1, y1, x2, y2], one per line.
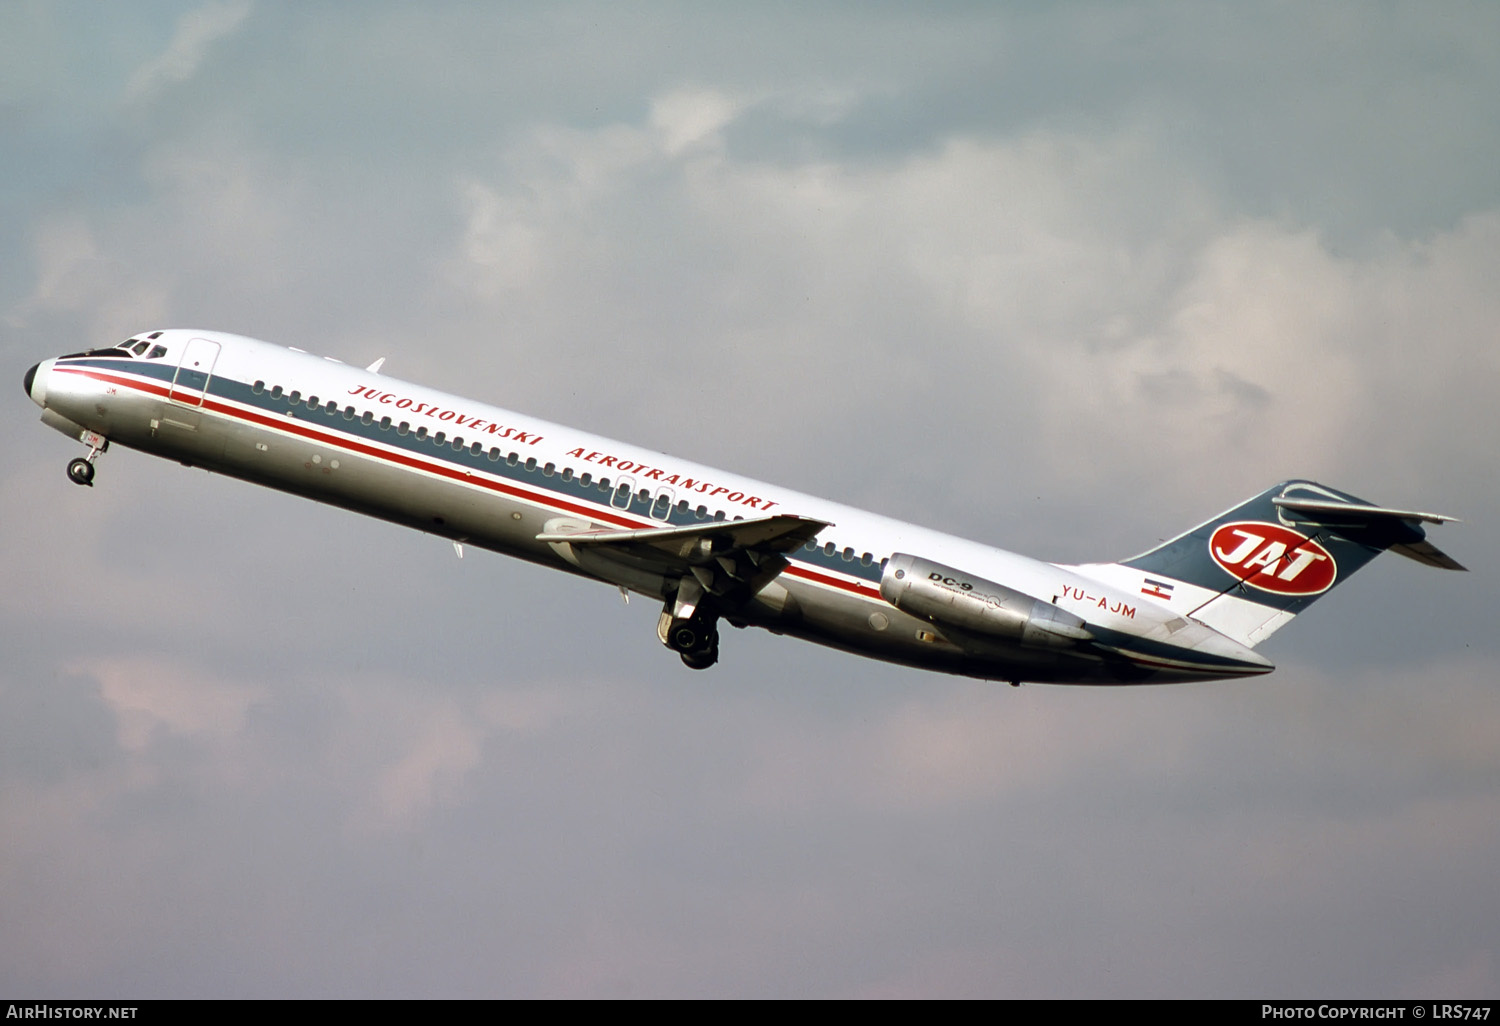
[1208, 521, 1337, 596]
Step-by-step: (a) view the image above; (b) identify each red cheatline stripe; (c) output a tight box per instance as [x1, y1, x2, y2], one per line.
[56, 365, 885, 600]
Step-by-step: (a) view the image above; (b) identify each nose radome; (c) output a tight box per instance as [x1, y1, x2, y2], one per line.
[24, 363, 38, 402]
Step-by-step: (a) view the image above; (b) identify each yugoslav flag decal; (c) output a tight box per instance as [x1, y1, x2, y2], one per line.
[1208, 521, 1338, 596]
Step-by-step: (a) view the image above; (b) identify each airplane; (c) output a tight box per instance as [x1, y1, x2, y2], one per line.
[23, 329, 1465, 684]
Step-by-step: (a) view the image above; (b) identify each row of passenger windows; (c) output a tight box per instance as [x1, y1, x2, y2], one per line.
[250, 379, 749, 524]
[807, 539, 881, 567]
[251, 379, 886, 566]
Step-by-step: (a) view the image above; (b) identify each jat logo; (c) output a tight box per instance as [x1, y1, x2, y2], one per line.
[1208, 521, 1337, 595]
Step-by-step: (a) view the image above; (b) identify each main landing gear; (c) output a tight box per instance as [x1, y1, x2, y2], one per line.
[659, 576, 720, 670]
[667, 615, 720, 670]
[66, 431, 109, 487]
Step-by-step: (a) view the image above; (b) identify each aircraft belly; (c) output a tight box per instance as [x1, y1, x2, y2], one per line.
[768, 574, 1229, 684]
[770, 575, 968, 674]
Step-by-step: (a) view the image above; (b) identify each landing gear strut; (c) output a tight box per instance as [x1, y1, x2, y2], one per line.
[66, 432, 108, 487]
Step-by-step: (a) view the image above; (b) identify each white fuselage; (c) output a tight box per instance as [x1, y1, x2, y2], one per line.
[24, 329, 1273, 684]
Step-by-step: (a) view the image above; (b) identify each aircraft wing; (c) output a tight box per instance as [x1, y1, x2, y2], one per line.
[537, 513, 831, 596]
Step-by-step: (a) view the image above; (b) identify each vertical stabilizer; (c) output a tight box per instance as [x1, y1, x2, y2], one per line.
[1079, 480, 1463, 648]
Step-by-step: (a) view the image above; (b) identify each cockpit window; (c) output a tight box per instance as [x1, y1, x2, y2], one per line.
[131, 340, 150, 355]
[148, 345, 167, 359]
[60, 343, 132, 359]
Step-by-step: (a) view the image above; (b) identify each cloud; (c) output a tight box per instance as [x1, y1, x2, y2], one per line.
[125, 0, 253, 105]
[71, 655, 264, 752]
[650, 87, 744, 156]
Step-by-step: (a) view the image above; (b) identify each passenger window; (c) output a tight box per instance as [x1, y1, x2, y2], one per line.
[398, 421, 410, 435]
[612, 483, 632, 508]
[525, 457, 537, 472]
[434, 431, 446, 444]
[651, 493, 671, 519]
[842, 547, 854, 561]
[308, 395, 319, 407]
[860, 552, 872, 566]
[713, 510, 726, 521]
[543, 463, 555, 477]
[579, 471, 592, 486]
[271, 385, 284, 399]
[561, 467, 573, 482]
[696, 505, 708, 518]
[252, 380, 265, 394]
[487, 447, 500, 461]
[343, 406, 355, 419]
[326, 400, 337, 413]
[507, 452, 519, 466]
[823, 542, 835, 556]
[359, 410, 371, 425]
[380, 416, 392, 430]
[451, 436, 464, 450]
[289, 391, 301, 406]
[637, 488, 650, 503]
[470, 441, 482, 456]
[416, 426, 429, 440]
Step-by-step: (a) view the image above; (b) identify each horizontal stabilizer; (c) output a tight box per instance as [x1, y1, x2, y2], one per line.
[1388, 538, 1467, 571]
[1272, 496, 1467, 570]
[1271, 497, 1461, 526]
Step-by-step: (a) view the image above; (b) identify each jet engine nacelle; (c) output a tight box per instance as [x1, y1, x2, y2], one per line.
[880, 553, 1093, 651]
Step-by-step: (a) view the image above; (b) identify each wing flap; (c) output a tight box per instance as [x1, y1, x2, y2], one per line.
[538, 513, 831, 599]
[537, 513, 829, 558]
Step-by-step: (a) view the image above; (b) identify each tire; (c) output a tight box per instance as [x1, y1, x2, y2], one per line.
[668, 618, 704, 653]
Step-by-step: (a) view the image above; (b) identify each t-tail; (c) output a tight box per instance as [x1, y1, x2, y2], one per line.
[1077, 480, 1465, 650]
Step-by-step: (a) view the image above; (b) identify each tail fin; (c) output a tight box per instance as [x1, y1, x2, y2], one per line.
[1100, 480, 1464, 648]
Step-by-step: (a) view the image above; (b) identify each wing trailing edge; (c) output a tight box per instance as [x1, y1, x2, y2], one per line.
[536, 513, 829, 557]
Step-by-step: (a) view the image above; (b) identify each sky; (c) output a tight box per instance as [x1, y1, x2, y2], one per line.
[2, 1, 1497, 999]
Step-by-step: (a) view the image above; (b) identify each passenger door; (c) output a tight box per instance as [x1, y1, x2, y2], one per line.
[168, 337, 222, 406]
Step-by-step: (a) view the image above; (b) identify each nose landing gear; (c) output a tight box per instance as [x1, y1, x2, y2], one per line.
[66, 431, 109, 487]
[67, 457, 95, 486]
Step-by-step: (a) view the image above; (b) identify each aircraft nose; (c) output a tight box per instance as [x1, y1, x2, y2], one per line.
[24, 363, 38, 401]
